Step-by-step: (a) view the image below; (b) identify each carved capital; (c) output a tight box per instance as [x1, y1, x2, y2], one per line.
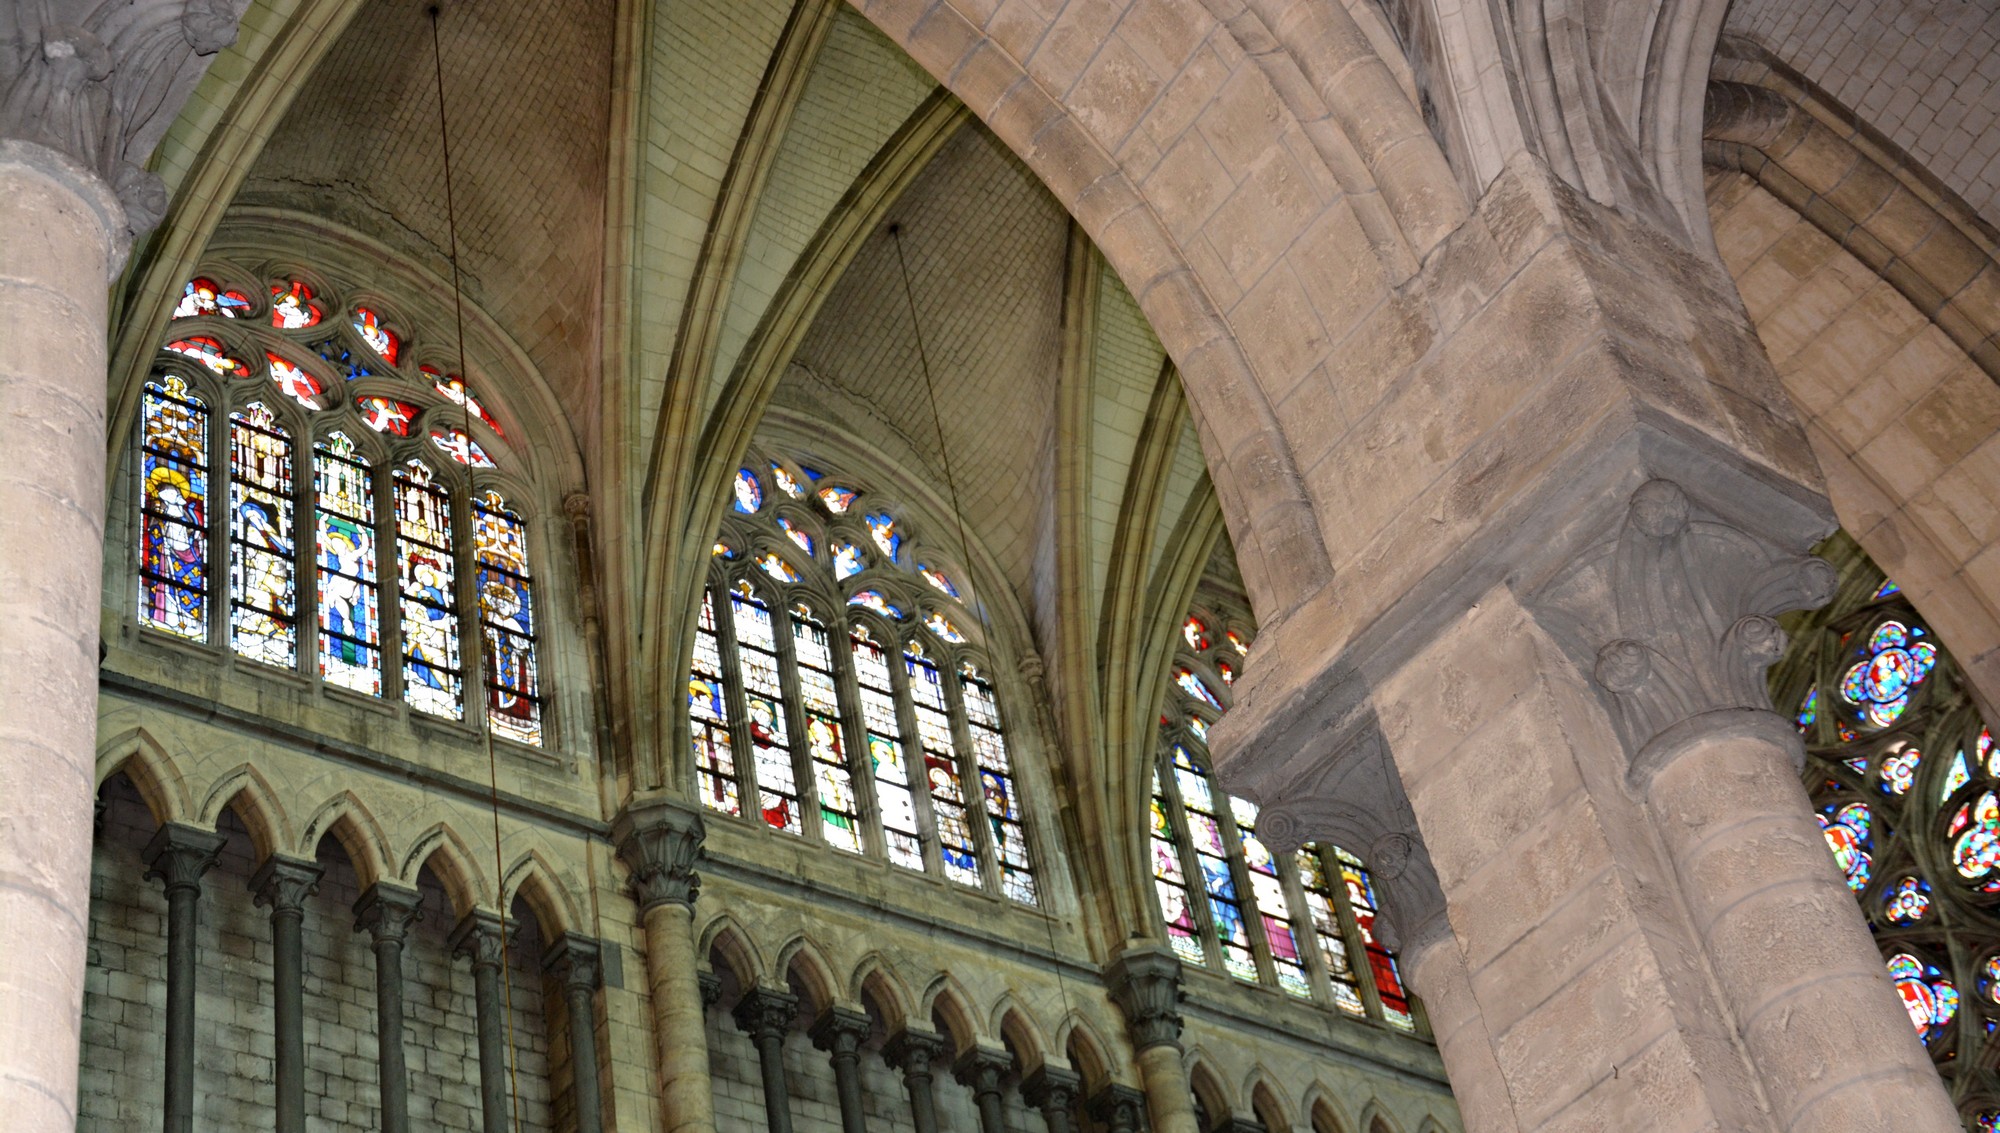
[1533, 479, 1836, 776]
[954, 1045, 1012, 1095]
[1, 0, 252, 248]
[250, 856, 323, 915]
[1021, 1065, 1082, 1113]
[809, 1006, 871, 1056]
[698, 969, 723, 1009]
[448, 910, 509, 969]
[732, 986, 799, 1042]
[1088, 1084, 1148, 1133]
[1105, 944, 1184, 1052]
[353, 882, 423, 943]
[545, 934, 602, 993]
[613, 796, 705, 912]
[141, 822, 224, 896]
[884, 1027, 948, 1076]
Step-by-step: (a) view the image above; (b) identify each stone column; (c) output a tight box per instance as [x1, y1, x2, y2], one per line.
[884, 1028, 948, 1133]
[1021, 1065, 1081, 1133]
[810, 1006, 873, 1133]
[956, 1046, 1014, 1133]
[252, 856, 324, 1133]
[613, 797, 715, 1133]
[735, 987, 800, 1133]
[1, 9, 246, 1124]
[1397, 936, 1520, 1133]
[547, 935, 607, 1133]
[1105, 946, 1197, 1133]
[1089, 1084, 1148, 1133]
[451, 910, 514, 1133]
[355, 883, 423, 1133]
[141, 824, 225, 1133]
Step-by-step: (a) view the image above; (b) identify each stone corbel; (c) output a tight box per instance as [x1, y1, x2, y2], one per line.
[1531, 479, 1836, 788]
[613, 795, 706, 912]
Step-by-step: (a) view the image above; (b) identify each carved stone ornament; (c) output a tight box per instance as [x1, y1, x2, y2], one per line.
[884, 1027, 948, 1075]
[1532, 479, 1837, 785]
[545, 934, 602, 992]
[250, 856, 324, 914]
[353, 882, 423, 943]
[732, 986, 800, 1041]
[448, 909, 510, 969]
[1088, 1084, 1148, 1133]
[1104, 944, 1184, 1052]
[141, 822, 224, 895]
[810, 1006, 871, 1055]
[2, 0, 252, 243]
[612, 795, 706, 912]
[1020, 1064, 1082, 1112]
[698, 969, 724, 1009]
[954, 1046, 1012, 1094]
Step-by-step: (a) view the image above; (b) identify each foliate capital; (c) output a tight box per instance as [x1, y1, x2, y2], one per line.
[884, 1027, 949, 1076]
[1105, 944, 1184, 1052]
[1021, 1064, 1082, 1113]
[954, 1046, 1012, 1094]
[141, 822, 224, 895]
[732, 986, 799, 1041]
[545, 934, 602, 992]
[1532, 479, 1836, 779]
[353, 882, 423, 943]
[449, 909, 510, 969]
[613, 796, 705, 912]
[698, 969, 723, 1009]
[1088, 1084, 1148, 1133]
[809, 1006, 872, 1056]
[250, 855, 323, 914]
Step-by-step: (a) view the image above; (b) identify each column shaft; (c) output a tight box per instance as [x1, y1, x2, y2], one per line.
[811, 1007, 872, 1133]
[252, 857, 323, 1133]
[1134, 1046, 1200, 1133]
[1401, 940, 1520, 1133]
[356, 883, 422, 1133]
[885, 1030, 946, 1133]
[956, 1048, 1013, 1133]
[0, 143, 124, 1133]
[452, 912, 513, 1133]
[735, 988, 799, 1133]
[548, 935, 606, 1133]
[1646, 715, 1961, 1131]
[645, 902, 716, 1133]
[142, 824, 225, 1133]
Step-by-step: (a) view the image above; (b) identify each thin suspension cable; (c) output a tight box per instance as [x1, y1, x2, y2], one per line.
[886, 222, 1077, 1056]
[429, 9, 525, 1129]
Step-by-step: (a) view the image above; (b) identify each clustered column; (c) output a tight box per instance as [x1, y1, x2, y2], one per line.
[142, 824, 225, 1133]
[1106, 945, 1198, 1133]
[450, 910, 514, 1133]
[251, 857, 324, 1133]
[810, 1007, 873, 1133]
[613, 797, 716, 1133]
[355, 882, 423, 1133]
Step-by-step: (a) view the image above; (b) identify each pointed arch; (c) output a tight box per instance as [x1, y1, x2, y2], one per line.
[1304, 1088, 1354, 1133]
[1355, 1100, 1404, 1133]
[401, 822, 489, 916]
[991, 997, 1047, 1073]
[700, 915, 767, 988]
[920, 974, 979, 1055]
[500, 850, 583, 941]
[95, 725, 195, 827]
[1057, 1014, 1115, 1094]
[1186, 1053, 1233, 1129]
[299, 790, 392, 888]
[1414, 1119, 1450, 1133]
[196, 764, 294, 863]
[852, 955, 914, 1034]
[1248, 1075, 1292, 1133]
[777, 935, 841, 1014]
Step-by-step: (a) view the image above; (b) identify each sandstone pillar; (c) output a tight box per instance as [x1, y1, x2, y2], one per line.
[735, 988, 800, 1133]
[141, 824, 224, 1133]
[252, 856, 324, 1133]
[1105, 946, 1198, 1133]
[451, 911, 514, 1133]
[955, 1046, 1012, 1133]
[810, 1006, 873, 1133]
[355, 882, 423, 1133]
[885, 1028, 948, 1133]
[548, 935, 607, 1133]
[1022, 1065, 1082, 1133]
[613, 797, 715, 1133]
[1397, 937, 1520, 1133]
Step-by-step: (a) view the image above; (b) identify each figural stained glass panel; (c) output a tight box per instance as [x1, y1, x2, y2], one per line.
[731, 583, 800, 834]
[794, 608, 861, 852]
[474, 491, 541, 746]
[139, 376, 211, 640]
[227, 403, 297, 667]
[690, 590, 741, 816]
[314, 432, 381, 695]
[394, 461, 462, 719]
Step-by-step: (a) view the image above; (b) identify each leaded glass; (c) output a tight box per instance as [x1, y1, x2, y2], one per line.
[867, 512, 900, 561]
[314, 432, 381, 695]
[424, 367, 506, 436]
[1336, 847, 1414, 1031]
[853, 627, 922, 869]
[691, 590, 741, 816]
[265, 352, 323, 408]
[429, 426, 494, 468]
[964, 665, 1035, 904]
[166, 336, 250, 379]
[357, 396, 419, 436]
[772, 463, 804, 498]
[794, 608, 860, 852]
[474, 491, 541, 745]
[1298, 849, 1367, 1016]
[849, 589, 902, 619]
[919, 565, 958, 596]
[778, 516, 814, 556]
[1233, 797, 1310, 997]
[1174, 746, 1254, 981]
[733, 468, 762, 514]
[833, 542, 865, 580]
[818, 485, 856, 513]
[174, 277, 251, 319]
[270, 280, 320, 328]
[353, 307, 400, 363]
[731, 584, 799, 834]
[227, 403, 296, 667]
[1153, 776, 1204, 963]
[139, 376, 210, 640]
[910, 644, 980, 889]
[1818, 800, 1873, 892]
[395, 461, 461, 718]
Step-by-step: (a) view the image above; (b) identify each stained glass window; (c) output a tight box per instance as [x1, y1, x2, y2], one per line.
[429, 426, 494, 468]
[314, 432, 381, 695]
[139, 376, 210, 639]
[423, 366, 506, 436]
[174, 277, 251, 319]
[394, 461, 462, 719]
[167, 336, 251, 379]
[353, 307, 399, 363]
[357, 396, 419, 436]
[1150, 592, 1418, 1029]
[690, 590, 741, 816]
[227, 403, 296, 667]
[474, 491, 541, 746]
[692, 446, 1038, 900]
[265, 352, 323, 408]
[270, 281, 320, 328]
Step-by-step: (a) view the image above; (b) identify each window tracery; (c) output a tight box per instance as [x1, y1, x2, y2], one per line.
[1771, 533, 2000, 1127]
[690, 452, 1038, 905]
[133, 265, 544, 747]
[1150, 601, 1415, 1030]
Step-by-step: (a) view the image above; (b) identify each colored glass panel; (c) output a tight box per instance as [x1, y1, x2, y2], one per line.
[1153, 776, 1204, 963]
[139, 376, 210, 640]
[849, 589, 902, 619]
[793, 608, 860, 853]
[174, 277, 251, 319]
[733, 469, 762, 514]
[1796, 686, 1818, 732]
[314, 432, 381, 695]
[1232, 797, 1309, 997]
[1184, 617, 1210, 651]
[1174, 745, 1255, 981]
[1881, 744, 1921, 796]
[918, 565, 958, 597]
[353, 307, 400, 363]
[1297, 849, 1367, 1016]
[474, 491, 541, 746]
[165, 336, 250, 379]
[925, 612, 965, 644]
[732, 586, 800, 835]
[394, 461, 462, 718]
[778, 516, 814, 556]
[756, 552, 799, 584]
[1946, 750, 1973, 803]
[270, 281, 321, 328]
[852, 628, 921, 869]
[423, 366, 506, 436]
[1818, 801, 1873, 892]
[227, 403, 296, 667]
[429, 426, 494, 468]
[1837, 619, 1940, 728]
[1953, 792, 2000, 893]
[265, 352, 323, 408]
[964, 666, 1034, 905]
[1337, 847, 1414, 1030]
[690, 590, 740, 816]
[1885, 877, 1932, 924]
[910, 646, 981, 889]
[772, 464, 804, 498]
[313, 337, 374, 381]
[866, 513, 901, 561]
[833, 542, 865, 580]
[356, 395, 419, 436]
[1887, 951, 1958, 1043]
[818, 485, 857, 514]
[1175, 665, 1222, 710]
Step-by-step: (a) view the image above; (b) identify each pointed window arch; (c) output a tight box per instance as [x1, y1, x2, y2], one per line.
[1150, 597, 1418, 1030]
[688, 452, 1041, 904]
[131, 265, 549, 746]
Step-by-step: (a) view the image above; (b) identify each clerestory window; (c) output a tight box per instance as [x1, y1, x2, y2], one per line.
[137, 268, 544, 746]
[1150, 601, 1416, 1030]
[688, 452, 1038, 905]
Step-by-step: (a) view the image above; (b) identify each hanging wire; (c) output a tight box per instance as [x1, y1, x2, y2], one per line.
[886, 221, 1079, 1053]
[428, 8, 526, 1128]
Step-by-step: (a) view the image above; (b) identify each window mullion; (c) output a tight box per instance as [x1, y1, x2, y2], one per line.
[290, 424, 316, 679]
[941, 659, 1001, 893]
[887, 633, 944, 878]
[450, 476, 482, 726]
[203, 392, 231, 651]
[1157, 746, 1225, 975]
[375, 456, 403, 702]
[773, 600, 821, 844]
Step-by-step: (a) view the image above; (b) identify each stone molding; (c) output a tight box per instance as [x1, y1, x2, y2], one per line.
[808, 1006, 871, 1055]
[448, 910, 509, 969]
[732, 986, 799, 1040]
[953, 1045, 1012, 1094]
[141, 822, 224, 895]
[0, 0, 251, 245]
[883, 1027, 948, 1074]
[613, 795, 705, 912]
[250, 856, 323, 914]
[1532, 479, 1835, 778]
[352, 882, 423, 943]
[1020, 1064, 1081, 1112]
[1104, 944, 1184, 1052]
[545, 934, 602, 992]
